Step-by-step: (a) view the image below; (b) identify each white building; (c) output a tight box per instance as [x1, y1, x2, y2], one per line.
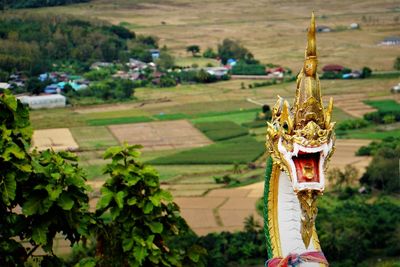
[18, 94, 66, 109]
[0, 82, 11, 89]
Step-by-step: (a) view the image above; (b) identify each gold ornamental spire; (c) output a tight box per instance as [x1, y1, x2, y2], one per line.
[293, 12, 324, 130]
[305, 12, 317, 61]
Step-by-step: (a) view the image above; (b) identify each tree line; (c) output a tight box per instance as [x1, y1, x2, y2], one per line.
[0, 13, 155, 79]
[2, 0, 90, 9]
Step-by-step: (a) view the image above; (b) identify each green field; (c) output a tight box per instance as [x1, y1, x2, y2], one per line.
[87, 116, 154, 126]
[153, 164, 234, 182]
[364, 99, 400, 112]
[194, 121, 248, 141]
[339, 128, 400, 140]
[70, 126, 119, 150]
[149, 136, 264, 165]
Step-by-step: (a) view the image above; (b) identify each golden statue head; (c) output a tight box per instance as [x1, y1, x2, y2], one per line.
[266, 12, 336, 248]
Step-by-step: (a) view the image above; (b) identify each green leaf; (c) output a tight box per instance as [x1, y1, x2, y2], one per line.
[145, 235, 155, 247]
[32, 224, 48, 245]
[149, 195, 161, 207]
[188, 245, 207, 263]
[126, 176, 140, 186]
[74, 257, 97, 267]
[51, 172, 61, 180]
[148, 222, 163, 234]
[122, 237, 134, 252]
[4, 143, 25, 160]
[1, 172, 16, 205]
[143, 202, 153, 214]
[127, 197, 137, 206]
[63, 165, 75, 175]
[110, 206, 121, 220]
[149, 190, 173, 207]
[103, 146, 123, 159]
[159, 190, 173, 202]
[133, 246, 148, 263]
[3, 93, 18, 111]
[45, 184, 63, 201]
[57, 192, 75, 210]
[114, 191, 125, 209]
[22, 194, 52, 215]
[97, 187, 113, 210]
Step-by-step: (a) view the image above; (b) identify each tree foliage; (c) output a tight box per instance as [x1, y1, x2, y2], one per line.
[75, 78, 136, 101]
[394, 56, 400, 70]
[0, 14, 135, 75]
[186, 45, 200, 57]
[0, 92, 205, 266]
[4, 0, 90, 9]
[360, 145, 400, 193]
[0, 90, 93, 265]
[317, 195, 400, 265]
[94, 144, 206, 266]
[217, 39, 258, 65]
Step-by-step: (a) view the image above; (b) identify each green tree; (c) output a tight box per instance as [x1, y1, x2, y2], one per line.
[202, 47, 218, 59]
[0, 91, 93, 265]
[156, 52, 175, 70]
[394, 56, 400, 70]
[360, 146, 400, 193]
[327, 165, 359, 190]
[360, 66, 372, 78]
[186, 45, 200, 57]
[217, 39, 258, 65]
[25, 77, 46, 95]
[94, 144, 206, 266]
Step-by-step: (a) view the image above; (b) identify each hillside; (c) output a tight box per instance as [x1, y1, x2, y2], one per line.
[0, 13, 144, 75]
[19, 0, 400, 71]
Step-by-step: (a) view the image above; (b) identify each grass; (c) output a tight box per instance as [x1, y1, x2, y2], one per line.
[224, 168, 265, 188]
[85, 108, 260, 126]
[339, 129, 400, 139]
[175, 56, 220, 67]
[337, 125, 400, 140]
[332, 107, 354, 122]
[153, 113, 188, 121]
[194, 121, 248, 141]
[70, 126, 119, 150]
[149, 136, 264, 165]
[153, 165, 233, 182]
[87, 116, 153, 126]
[371, 71, 400, 79]
[29, 108, 86, 129]
[364, 99, 400, 112]
[191, 109, 257, 124]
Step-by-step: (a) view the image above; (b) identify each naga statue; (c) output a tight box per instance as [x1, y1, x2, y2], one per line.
[264, 13, 335, 266]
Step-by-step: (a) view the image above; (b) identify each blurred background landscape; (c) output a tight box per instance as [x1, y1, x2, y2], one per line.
[0, 0, 399, 266]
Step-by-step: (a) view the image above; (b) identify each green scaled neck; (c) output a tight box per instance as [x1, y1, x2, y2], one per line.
[263, 156, 273, 259]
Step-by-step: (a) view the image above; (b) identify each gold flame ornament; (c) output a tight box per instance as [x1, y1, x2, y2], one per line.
[266, 12, 336, 248]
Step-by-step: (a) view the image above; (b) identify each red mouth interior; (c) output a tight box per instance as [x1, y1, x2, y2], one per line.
[292, 151, 320, 183]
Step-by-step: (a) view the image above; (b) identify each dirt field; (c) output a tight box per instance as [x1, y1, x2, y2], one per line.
[332, 93, 376, 118]
[32, 128, 79, 151]
[108, 120, 212, 151]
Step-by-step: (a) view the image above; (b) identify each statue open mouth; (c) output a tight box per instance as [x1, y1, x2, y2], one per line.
[276, 137, 334, 248]
[278, 138, 333, 193]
